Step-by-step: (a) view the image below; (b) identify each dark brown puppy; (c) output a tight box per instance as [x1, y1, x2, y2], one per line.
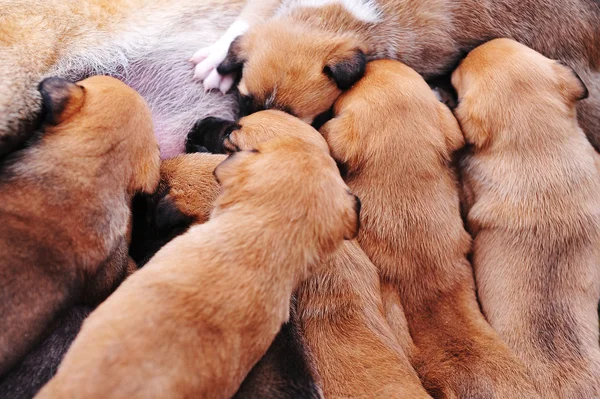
[453, 38, 600, 399]
[320, 59, 540, 398]
[0, 76, 160, 377]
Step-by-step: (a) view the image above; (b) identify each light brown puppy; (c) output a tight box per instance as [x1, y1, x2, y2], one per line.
[36, 111, 359, 399]
[130, 151, 323, 399]
[320, 59, 541, 398]
[0, 76, 159, 377]
[453, 38, 600, 399]
[208, 0, 600, 150]
[216, 110, 430, 398]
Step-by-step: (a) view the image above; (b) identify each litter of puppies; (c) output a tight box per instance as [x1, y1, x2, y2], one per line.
[1, 0, 599, 398]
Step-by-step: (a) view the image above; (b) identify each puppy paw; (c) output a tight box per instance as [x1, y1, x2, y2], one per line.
[186, 117, 240, 154]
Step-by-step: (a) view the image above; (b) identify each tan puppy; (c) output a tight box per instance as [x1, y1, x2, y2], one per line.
[129, 151, 323, 399]
[204, 110, 430, 398]
[320, 59, 541, 398]
[452, 38, 600, 399]
[36, 111, 359, 399]
[0, 76, 159, 377]
[196, 0, 600, 150]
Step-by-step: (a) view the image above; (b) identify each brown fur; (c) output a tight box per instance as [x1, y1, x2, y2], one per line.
[35, 110, 358, 399]
[219, 110, 430, 398]
[320, 59, 541, 398]
[453, 38, 600, 399]
[222, 0, 600, 149]
[0, 76, 159, 377]
[130, 151, 323, 398]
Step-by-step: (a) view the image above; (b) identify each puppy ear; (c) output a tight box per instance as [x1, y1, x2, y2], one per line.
[217, 36, 246, 75]
[324, 44, 367, 90]
[38, 77, 85, 125]
[343, 193, 361, 240]
[555, 61, 589, 102]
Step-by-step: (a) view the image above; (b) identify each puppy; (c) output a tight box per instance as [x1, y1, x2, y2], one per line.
[192, 110, 430, 398]
[453, 38, 600, 398]
[320, 59, 541, 398]
[35, 112, 359, 399]
[193, 0, 600, 149]
[0, 76, 159, 377]
[129, 151, 323, 398]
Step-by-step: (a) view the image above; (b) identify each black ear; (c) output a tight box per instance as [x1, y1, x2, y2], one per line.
[38, 77, 84, 125]
[324, 50, 367, 90]
[557, 61, 589, 101]
[217, 37, 246, 75]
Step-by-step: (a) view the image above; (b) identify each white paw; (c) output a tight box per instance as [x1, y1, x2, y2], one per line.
[191, 20, 249, 94]
[191, 42, 234, 93]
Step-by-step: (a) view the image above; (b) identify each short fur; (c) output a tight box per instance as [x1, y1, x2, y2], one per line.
[36, 111, 358, 399]
[453, 38, 600, 398]
[320, 59, 541, 398]
[0, 307, 92, 399]
[207, 110, 430, 398]
[210, 0, 600, 149]
[1, 0, 241, 159]
[0, 76, 160, 377]
[129, 151, 322, 399]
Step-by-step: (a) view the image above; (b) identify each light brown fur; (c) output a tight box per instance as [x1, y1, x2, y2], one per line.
[0, 75, 160, 377]
[320, 59, 541, 398]
[220, 110, 430, 398]
[35, 111, 359, 399]
[220, 0, 600, 149]
[453, 38, 600, 399]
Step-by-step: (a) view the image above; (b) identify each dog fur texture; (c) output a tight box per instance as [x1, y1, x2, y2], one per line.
[320, 59, 541, 398]
[0, 0, 242, 159]
[194, 110, 431, 398]
[206, 0, 600, 149]
[0, 75, 159, 377]
[129, 151, 323, 398]
[453, 38, 600, 399]
[35, 110, 358, 399]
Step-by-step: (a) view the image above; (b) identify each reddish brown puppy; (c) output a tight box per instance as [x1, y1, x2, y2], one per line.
[320, 59, 540, 398]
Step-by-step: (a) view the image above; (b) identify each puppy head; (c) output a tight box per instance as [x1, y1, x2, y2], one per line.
[219, 21, 367, 123]
[129, 153, 225, 265]
[320, 60, 464, 174]
[38, 76, 160, 194]
[213, 114, 360, 249]
[451, 38, 588, 148]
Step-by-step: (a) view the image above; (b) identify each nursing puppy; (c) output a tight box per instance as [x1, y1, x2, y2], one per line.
[453, 38, 600, 399]
[0, 76, 159, 377]
[36, 113, 359, 399]
[193, 0, 600, 149]
[192, 110, 430, 398]
[319, 59, 540, 398]
[1, 0, 241, 159]
[129, 151, 322, 398]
